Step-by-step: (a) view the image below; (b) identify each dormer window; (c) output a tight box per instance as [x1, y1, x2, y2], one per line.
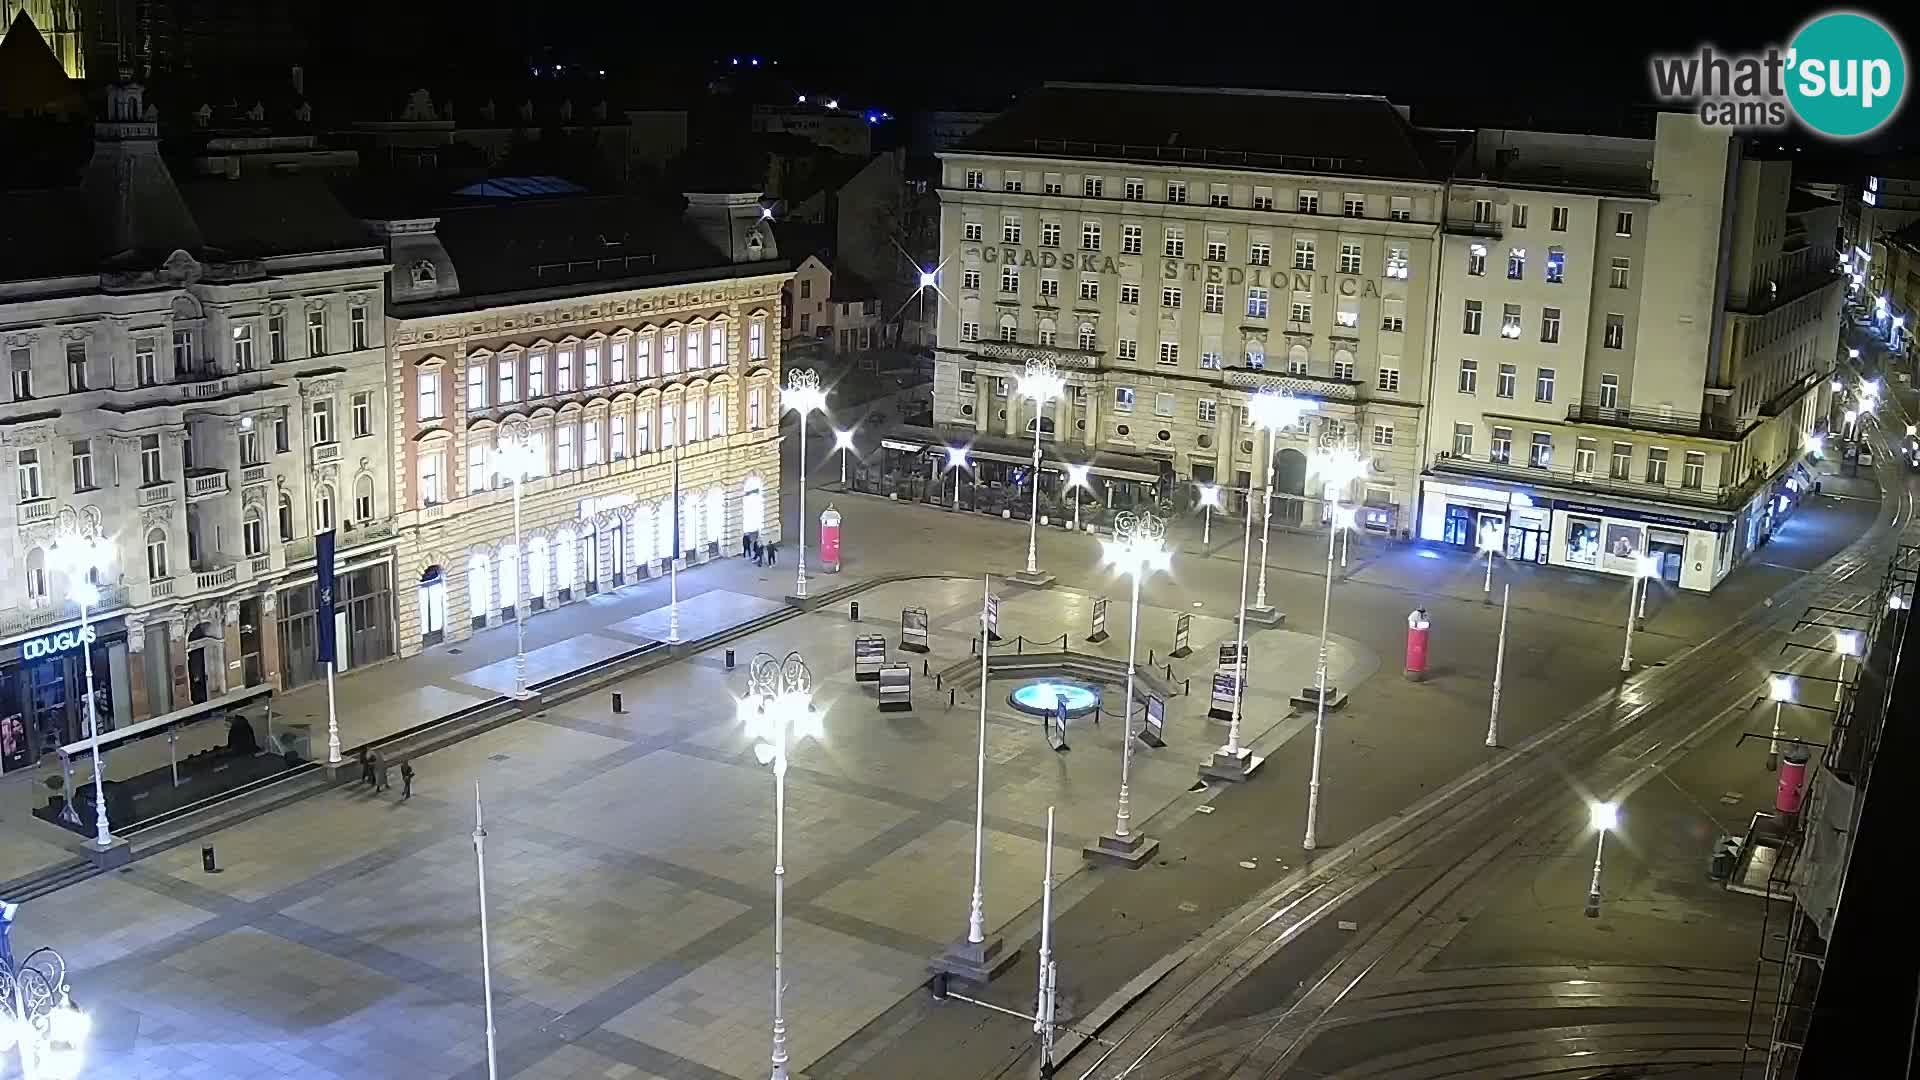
[411, 260, 437, 287]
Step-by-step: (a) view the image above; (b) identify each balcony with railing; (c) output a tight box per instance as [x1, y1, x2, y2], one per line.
[1564, 400, 1752, 441]
[17, 498, 56, 525]
[185, 468, 229, 500]
[137, 482, 176, 508]
[1223, 366, 1359, 402]
[310, 441, 341, 466]
[241, 464, 272, 488]
[0, 585, 129, 636]
[1430, 451, 1758, 509]
[1444, 216, 1503, 239]
[193, 563, 238, 592]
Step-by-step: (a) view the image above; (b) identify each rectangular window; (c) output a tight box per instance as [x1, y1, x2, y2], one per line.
[965, 169, 984, 190]
[960, 322, 980, 342]
[231, 325, 254, 370]
[310, 398, 335, 444]
[1615, 211, 1634, 236]
[353, 390, 373, 437]
[1000, 322, 1018, 343]
[1153, 392, 1175, 417]
[306, 309, 327, 355]
[1002, 266, 1020, 293]
[1287, 351, 1309, 375]
[638, 409, 653, 451]
[1040, 277, 1060, 300]
[1529, 432, 1552, 468]
[1511, 203, 1529, 228]
[1343, 194, 1365, 218]
[1452, 422, 1474, 457]
[1125, 179, 1145, 201]
[611, 414, 627, 459]
[1550, 205, 1570, 231]
[1083, 176, 1103, 197]
[1545, 247, 1565, 284]
[1604, 314, 1625, 350]
[1540, 307, 1562, 344]
[1335, 300, 1359, 328]
[1610, 442, 1632, 480]
[1114, 387, 1135, 411]
[1082, 221, 1101, 250]
[1467, 244, 1486, 276]
[1204, 283, 1224, 313]
[1609, 257, 1630, 289]
[1599, 373, 1620, 409]
[141, 434, 164, 484]
[467, 442, 492, 493]
[1161, 286, 1182, 309]
[240, 427, 260, 466]
[274, 411, 289, 453]
[1683, 451, 1706, 490]
[16, 448, 41, 500]
[1575, 438, 1597, 476]
[1490, 426, 1513, 464]
[1120, 283, 1141, 305]
[1253, 187, 1274, 210]
[1501, 303, 1522, 339]
[560, 344, 579, 388]
[1646, 447, 1668, 484]
[1245, 346, 1265, 369]
[1004, 173, 1023, 192]
[1381, 311, 1405, 333]
[1080, 279, 1100, 302]
[1206, 239, 1227, 262]
[268, 315, 286, 363]
[1507, 248, 1526, 280]
[609, 340, 627, 382]
[1463, 300, 1483, 335]
[709, 395, 726, 438]
[1333, 356, 1355, 380]
[529, 350, 549, 397]
[1377, 366, 1400, 393]
[1473, 199, 1494, 224]
[963, 268, 982, 291]
[1037, 324, 1057, 346]
[1386, 243, 1409, 279]
[663, 334, 679, 372]
[1123, 224, 1143, 255]
[467, 363, 488, 409]
[586, 344, 602, 386]
[1294, 237, 1316, 270]
[350, 305, 369, 350]
[964, 222, 983, 242]
[1003, 216, 1022, 244]
[1497, 363, 1516, 398]
[172, 329, 192, 373]
[65, 342, 87, 391]
[1164, 226, 1184, 258]
[1372, 424, 1394, 447]
[662, 403, 677, 448]
[498, 356, 518, 403]
[1208, 185, 1230, 208]
[1200, 351, 1222, 370]
[1198, 399, 1218, 424]
[1339, 242, 1362, 274]
[1247, 287, 1269, 318]
[1249, 242, 1271, 266]
[1390, 196, 1412, 222]
[1117, 339, 1137, 361]
[1536, 367, 1556, 402]
[1290, 298, 1313, 324]
[1166, 180, 1187, 204]
[416, 371, 442, 419]
[410, 449, 442, 507]
[1158, 341, 1179, 366]
[135, 338, 157, 387]
[1298, 191, 1319, 214]
[1080, 325, 1099, 351]
[636, 336, 654, 376]
[557, 424, 575, 471]
[1458, 358, 1479, 393]
[66, 438, 93, 491]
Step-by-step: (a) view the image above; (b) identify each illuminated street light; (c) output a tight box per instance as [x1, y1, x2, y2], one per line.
[1090, 512, 1171, 866]
[1620, 554, 1659, 673]
[48, 530, 114, 847]
[918, 268, 938, 290]
[1831, 379, 1845, 392]
[1300, 447, 1368, 850]
[1584, 800, 1619, 918]
[1196, 483, 1222, 545]
[783, 370, 828, 600]
[1064, 463, 1092, 533]
[0, 943, 89, 1080]
[945, 445, 970, 507]
[741, 651, 821, 1080]
[1016, 359, 1068, 581]
[832, 428, 856, 486]
[1477, 521, 1502, 603]
[1806, 433, 1826, 454]
[1247, 391, 1312, 613]
[1766, 674, 1795, 771]
[1834, 629, 1862, 702]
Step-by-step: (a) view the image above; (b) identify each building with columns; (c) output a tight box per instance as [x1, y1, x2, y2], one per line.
[925, 83, 1453, 533]
[367, 187, 789, 659]
[0, 72, 394, 771]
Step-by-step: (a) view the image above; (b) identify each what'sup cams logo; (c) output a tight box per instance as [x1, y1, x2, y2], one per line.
[1649, 10, 1908, 138]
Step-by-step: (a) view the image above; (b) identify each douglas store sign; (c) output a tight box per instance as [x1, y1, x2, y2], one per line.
[22, 626, 96, 661]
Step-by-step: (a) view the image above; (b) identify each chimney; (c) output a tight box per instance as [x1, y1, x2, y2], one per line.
[683, 191, 778, 264]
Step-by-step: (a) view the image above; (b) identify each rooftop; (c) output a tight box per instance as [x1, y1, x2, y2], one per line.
[954, 83, 1453, 181]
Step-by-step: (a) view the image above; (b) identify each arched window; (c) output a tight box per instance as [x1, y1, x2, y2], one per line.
[1287, 343, 1310, 375]
[278, 492, 295, 541]
[467, 553, 491, 620]
[743, 475, 766, 534]
[146, 528, 169, 579]
[25, 547, 47, 602]
[313, 484, 335, 534]
[706, 485, 725, 548]
[528, 536, 549, 598]
[998, 313, 1019, 342]
[1247, 342, 1267, 369]
[685, 393, 703, 442]
[354, 474, 374, 522]
[243, 506, 265, 557]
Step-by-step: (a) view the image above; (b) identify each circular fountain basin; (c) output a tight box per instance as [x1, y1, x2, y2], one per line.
[1008, 679, 1102, 719]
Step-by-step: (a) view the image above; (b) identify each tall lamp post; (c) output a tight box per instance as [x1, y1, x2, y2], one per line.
[1766, 674, 1795, 771]
[1302, 446, 1368, 851]
[1247, 391, 1311, 619]
[0, 941, 90, 1079]
[1087, 511, 1171, 867]
[945, 446, 969, 507]
[1477, 522, 1501, 604]
[741, 651, 821, 1080]
[1014, 358, 1066, 584]
[938, 576, 1012, 982]
[1064, 463, 1091, 534]
[472, 785, 499, 1080]
[783, 369, 827, 600]
[498, 423, 540, 699]
[1204, 482, 1260, 782]
[1583, 800, 1619, 918]
[1619, 555, 1659, 673]
[1485, 583, 1511, 748]
[49, 531, 113, 849]
[832, 428, 856, 487]
[1195, 483, 1221, 547]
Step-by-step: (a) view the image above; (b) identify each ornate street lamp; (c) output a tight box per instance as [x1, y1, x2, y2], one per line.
[497, 423, 542, 699]
[783, 370, 828, 600]
[1013, 358, 1066, 585]
[1087, 511, 1171, 867]
[48, 530, 113, 849]
[0, 942, 89, 1079]
[1302, 446, 1368, 850]
[1246, 390, 1311, 619]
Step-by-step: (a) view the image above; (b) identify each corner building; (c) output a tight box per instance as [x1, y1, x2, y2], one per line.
[370, 190, 789, 656]
[932, 84, 1450, 532]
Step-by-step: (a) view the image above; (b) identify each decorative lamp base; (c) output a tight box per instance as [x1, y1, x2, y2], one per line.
[1084, 831, 1160, 868]
[78, 835, 133, 869]
[1008, 570, 1057, 588]
[1244, 606, 1287, 627]
[1200, 747, 1263, 783]
[929, 934, 1020, 985]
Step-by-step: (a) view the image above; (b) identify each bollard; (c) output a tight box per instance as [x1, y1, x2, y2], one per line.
[1165, 663, 1173, 681]
[725, 648, 735, 670]
[1184, 677, 1191, 695]
[922, 659, 929, 675]
[1148, 649, 1156, 666]
[851, 601, 861, 622]
[612, 691, 624, 714]
[201, 845, 219, 873]
[948, 689, 956, 708]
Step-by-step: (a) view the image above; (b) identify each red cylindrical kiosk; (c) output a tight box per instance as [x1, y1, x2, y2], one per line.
[1404, 608, 1431, 681]
[1777, 746, 1810, 815]
[819, 506, 842, 573]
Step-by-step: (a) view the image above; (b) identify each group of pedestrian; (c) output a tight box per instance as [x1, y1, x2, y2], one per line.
[357, 748, 416, 800]
[741, 532, 779, 566]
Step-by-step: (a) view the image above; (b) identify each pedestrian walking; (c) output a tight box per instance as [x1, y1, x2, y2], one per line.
[400, 760, 415, 801]
[741, 533, 753, 559]
[359, 748, 375, 787]
[375, 756, 391, 793]
[753, 538, 764, 566]
[768, 541, 779, 566]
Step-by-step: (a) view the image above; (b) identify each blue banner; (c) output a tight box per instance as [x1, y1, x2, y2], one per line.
[315, 529, 337, 665]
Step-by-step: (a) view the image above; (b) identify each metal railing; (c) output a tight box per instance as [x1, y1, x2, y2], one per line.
[1565, 401, 1750, 440]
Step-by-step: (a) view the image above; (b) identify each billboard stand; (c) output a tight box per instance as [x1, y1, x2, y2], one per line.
[1086, 596, 1110, 644]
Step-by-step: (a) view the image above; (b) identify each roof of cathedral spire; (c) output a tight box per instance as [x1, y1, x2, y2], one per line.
[0, 10, 85, 118]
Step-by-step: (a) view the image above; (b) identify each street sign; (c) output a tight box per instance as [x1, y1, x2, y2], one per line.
[854, 635, 888, 681]
[1088, 596, 1110, 643]
[900, 607, 930, 652]
[1218, 641, 1242, 670]
[1209, 671, 1242, 721]
[1140, 694, 1167, 748]
[1170, 613, 1193, 658]
[1047, 697, 1070, 752]
[985, 593, 1002, 641]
